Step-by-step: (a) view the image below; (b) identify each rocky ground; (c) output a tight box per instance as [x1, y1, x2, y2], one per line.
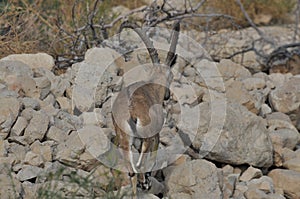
[0, 25, 299, 199]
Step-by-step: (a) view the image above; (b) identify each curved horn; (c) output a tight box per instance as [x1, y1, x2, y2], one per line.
[119, 21, 160, 65]
[165, 21, 180, 67]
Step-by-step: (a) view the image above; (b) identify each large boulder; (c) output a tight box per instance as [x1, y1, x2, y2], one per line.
[269, 76, 300, 113]
[194, 102, 273, 167]
[1, 53, 55, 70]
[268, 169, 300, 198]
[164, 159, 222, 199]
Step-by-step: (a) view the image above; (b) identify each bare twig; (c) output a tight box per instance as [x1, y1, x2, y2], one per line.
[235, 0, 275, 46]
[102, 6, 148, 29]
[294, 0, 300, 42]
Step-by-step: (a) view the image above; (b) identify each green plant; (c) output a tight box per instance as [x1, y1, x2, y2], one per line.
[37, 166, 129, 199]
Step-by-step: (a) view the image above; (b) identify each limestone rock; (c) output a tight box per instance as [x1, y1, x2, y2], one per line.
[51, 76, 70, 98]
[14, 76, 39, 98]
[0, 139, 7, 157]
[24, 151, 44, 167]
[46, 126, 68, 143]
[266, 112, 297, 132]
[11, 116, 28, 136]
[22, 181, 40, 199]
[0, 60, 33, 79]
[30, 140, 53, 163]
[7, 142, 28, 165]
[270, 128, 300, 150]
[268, 169, 300, 198]
[77, 125, 111, 166]
[222, 174, 239, 199]
[247, 176, 275, 194]
[0, 97, 20, 138]
[17, 165, 43, 181]
[72, 47, 121, 113]
[80, 109, 106, 127]
[195, 102, 273, 167]
[260, 104, 272, 117]
[240, 166, 263, 182]
[56, 97, 71, 113]
[1, 53, 54, 70]
[164, 159, 222, 199]
[24, 111, 50, 144]
[55, 131, 99, 171]
[217, 59, 252, 81]
[269, 77, 300, 113]
[0, 172, 22, 198]
[22, 97, 40, 110]
[283, 158, 300, 172]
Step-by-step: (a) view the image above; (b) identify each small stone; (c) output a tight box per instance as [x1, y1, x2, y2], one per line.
[269, 77, 300, 113]
[266, 112, 296, 131]
[42, 93, 56, 106]
[270, 128, 300, 150]
[56, 97, 71, 113]
[22, 97, 40, 110]
[247, 176, 274, 194]
[50, 77, 70, 97]
[34, 76, 51, 89]
[46, 126, 67, 143]
[7, 142, 28, 164]
[242, 77, 266, 91]
[283, 158, 300, 172]
[282, 147, 296, 162]
[233, 183, 248, 198]
[16, 165, 43, 181]
[0, 173, 22, 198]
[0, 60, 33, 78]
[260, 104, 272, 117]
[5, 74, 39, 98]
[0, 139, 7, 157]
[24, 151, 44, 167]
[22, 181, 40, 199]
[20, 107, 35, 121]
[30, 140, 53, 162]
[268, 169, 300, 198]
[42, 104, 59, 117]
[7, 136, 27, 146]
[0, 97, 20, 138]
[222, 164, 234, 176]
[244, 188, 270, 199]
[11, 116, 28, 136]
[78, 125, 110, 158]
[239, 166, 263, 182]
[80, 109, 106, 127]
[24, 111, 49, 144]
[222, 174, 239, 199]
[217, 59, 252, 81]
[55, 131, 86, 168]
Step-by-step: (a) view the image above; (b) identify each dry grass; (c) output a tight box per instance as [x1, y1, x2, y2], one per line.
[0, 0, 296, 60]
[208, 0, 296, 28]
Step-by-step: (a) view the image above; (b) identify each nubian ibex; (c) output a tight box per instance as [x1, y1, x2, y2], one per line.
[112, 21, 180, 198]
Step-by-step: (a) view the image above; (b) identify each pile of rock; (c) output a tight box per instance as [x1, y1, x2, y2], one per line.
[0, 39, 299, 199]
